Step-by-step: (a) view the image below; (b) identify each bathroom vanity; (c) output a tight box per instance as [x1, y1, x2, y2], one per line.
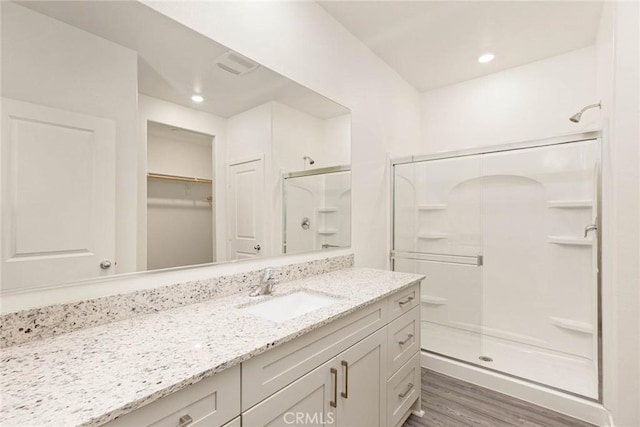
[0, 268, 423, 427]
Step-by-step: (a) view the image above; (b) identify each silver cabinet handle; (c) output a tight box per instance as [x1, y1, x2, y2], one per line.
[341, 360, 349, 399]
[398, 296, 415, 306]
[398, 333, 414, 346]
[99, 260, 112, 270]
[254, 244, 261, 252]
[584, 224, 598, 238]
[177, 414, 193, 427]
[330, 367, 338, 408]
[398, 382, 414, 398]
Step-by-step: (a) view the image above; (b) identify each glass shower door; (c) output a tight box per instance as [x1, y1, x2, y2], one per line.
[393, 156, 483, 366]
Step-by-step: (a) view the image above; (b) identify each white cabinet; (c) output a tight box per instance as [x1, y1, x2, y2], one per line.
[242, 359, 337, 427]
[243, 328, 387, 427]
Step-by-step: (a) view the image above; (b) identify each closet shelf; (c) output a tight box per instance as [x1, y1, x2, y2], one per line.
[417, 204, 448, 211]
[317, 207, 338, 213]
[549, 317, 593, 334]
[417, 233, 448, 240]
[421, 295, 448, 305]
[148, 172, 212, 184]
[317, 229, 338, 235]
[547, 200, 593, 208]
[548, 236, 593, 246]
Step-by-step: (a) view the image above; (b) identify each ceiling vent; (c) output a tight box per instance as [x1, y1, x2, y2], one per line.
[214, 51, 259, 76]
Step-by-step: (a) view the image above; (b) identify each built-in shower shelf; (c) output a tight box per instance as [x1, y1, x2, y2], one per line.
[549, 317, 593, 334]
[317, 229, 338, 235]
[548, 236, 593, 246]
[418, 204, 448, 211]
[418, 233, 448, 240]
[547, 200, 593, 208]
[317, 207, 338, 213]
[421, 295, 448, 305]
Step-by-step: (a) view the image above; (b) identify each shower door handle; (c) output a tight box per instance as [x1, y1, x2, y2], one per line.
[584, 224, 598, 238]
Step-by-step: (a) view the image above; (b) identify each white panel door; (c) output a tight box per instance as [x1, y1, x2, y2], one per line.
[1, 98, 115, 290]
[242, 358, 337, 427]
[336, 328, 387, 427]
[226, 158, 264, 260]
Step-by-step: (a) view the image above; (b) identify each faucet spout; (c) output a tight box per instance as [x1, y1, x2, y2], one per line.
[249, 268, 280, 296]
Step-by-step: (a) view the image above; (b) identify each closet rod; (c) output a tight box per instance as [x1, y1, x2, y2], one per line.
[147, 173, 212, 184]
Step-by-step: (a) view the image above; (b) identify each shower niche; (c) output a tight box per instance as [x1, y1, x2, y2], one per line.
[392, 136, 600, 399]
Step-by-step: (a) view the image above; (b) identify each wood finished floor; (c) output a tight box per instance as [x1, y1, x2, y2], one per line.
[402, 369, 597, 427]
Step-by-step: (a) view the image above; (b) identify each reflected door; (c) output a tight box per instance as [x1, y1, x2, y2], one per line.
[226, 157, 265, 260]
[1, 98, 116, 291]
[393, 156, 483, 365]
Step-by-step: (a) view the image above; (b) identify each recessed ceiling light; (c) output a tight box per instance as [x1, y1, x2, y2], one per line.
[478, 53, 495, 64]
[191, 94, 204, 103]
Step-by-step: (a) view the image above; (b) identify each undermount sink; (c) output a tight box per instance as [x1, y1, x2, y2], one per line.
[239, 291, 340, 323]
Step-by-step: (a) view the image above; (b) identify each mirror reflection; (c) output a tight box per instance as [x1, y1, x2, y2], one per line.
[1, 1, 351, 292]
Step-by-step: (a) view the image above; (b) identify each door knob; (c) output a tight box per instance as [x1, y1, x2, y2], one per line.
[99, 260, 112, 269]
[254, 244, 261, 252]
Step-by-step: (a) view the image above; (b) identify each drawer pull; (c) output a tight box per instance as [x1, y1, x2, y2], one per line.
[341, 360, 349, 399]
[398, 382, 414, 398]
[398, 296, 415, 306]
[398, 333, 414, 346]
[330, 367, 338, 408]
[178, 414, 193, 427]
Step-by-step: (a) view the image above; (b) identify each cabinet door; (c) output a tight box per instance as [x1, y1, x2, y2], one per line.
[243, 359, 337, 427]
[337, 328, 387, 427]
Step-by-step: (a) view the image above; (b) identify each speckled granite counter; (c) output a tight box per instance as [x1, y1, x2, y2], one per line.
[0, 268, 423, 427]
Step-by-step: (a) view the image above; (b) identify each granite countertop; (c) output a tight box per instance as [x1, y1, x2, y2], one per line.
[0, 268, 423, 427]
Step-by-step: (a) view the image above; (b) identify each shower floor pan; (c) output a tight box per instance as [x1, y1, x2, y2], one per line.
[422, 322, 598, 399]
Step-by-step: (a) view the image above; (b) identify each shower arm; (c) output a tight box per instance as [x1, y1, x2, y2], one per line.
[577, 103, 601, 115]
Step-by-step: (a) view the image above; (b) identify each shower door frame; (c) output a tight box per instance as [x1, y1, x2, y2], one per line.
[390, 130, 603, 402]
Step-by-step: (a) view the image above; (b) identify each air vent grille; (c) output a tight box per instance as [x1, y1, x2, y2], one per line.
[215, 51, 259, 76]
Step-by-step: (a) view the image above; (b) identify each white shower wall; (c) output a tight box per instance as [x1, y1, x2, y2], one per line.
[393, 139, 599, 398]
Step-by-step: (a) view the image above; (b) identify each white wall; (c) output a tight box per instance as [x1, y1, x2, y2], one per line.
[142, 0, 422, 270]
[322, 114, 351, 167]
[1, 2, 139, 273]
[420, 47, 598, 152]
[138, 95, 227, 265]
[598, 2, 640, 426]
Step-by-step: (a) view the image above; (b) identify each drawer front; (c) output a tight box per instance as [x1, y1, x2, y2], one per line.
[242, 300, 387, 410]
[387, 283, 420, 321]
[387, 306, 420, 375]
[387, 352, 421, 427]
[105, 365, 240, 427]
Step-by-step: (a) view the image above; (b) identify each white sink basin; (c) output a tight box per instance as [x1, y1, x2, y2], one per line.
[240, 291, 339, 323]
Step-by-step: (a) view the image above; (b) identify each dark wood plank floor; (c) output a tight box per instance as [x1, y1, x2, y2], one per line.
[402, 369, 597, 427]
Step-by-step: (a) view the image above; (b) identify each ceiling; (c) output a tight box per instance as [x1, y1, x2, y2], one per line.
[17, 1, 349, 119]
[318, 1, 603, 92]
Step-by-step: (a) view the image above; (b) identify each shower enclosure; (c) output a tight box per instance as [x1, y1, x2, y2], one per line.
[392, 132, 601, 399]
[283, 166, 351, 254]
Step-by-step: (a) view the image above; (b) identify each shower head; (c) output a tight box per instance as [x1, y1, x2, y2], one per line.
[569, 112, 582, 123]
[303, 156, 315, 165]
[569, 102, 601, 123]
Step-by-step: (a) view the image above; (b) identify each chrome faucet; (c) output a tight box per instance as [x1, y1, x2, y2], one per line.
[250, 268, 280, 296]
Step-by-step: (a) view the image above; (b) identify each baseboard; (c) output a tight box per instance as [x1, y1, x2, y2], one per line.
[422, 351, 612, 426]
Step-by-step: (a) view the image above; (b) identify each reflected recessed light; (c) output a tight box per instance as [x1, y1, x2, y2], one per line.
[478, 53, 495, 63]
[191, 94, 204, 103]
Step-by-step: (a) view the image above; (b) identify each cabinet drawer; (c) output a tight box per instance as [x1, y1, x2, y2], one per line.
[387, 306, 419, 375]
[222, 416, 240, 427]
[387, 283, 419, 321]
[242, 300, 387, 410]
[105, 365, 240, 427]
[386, 352, 420, 427]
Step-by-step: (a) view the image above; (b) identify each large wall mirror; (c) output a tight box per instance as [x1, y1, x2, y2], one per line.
[1, 1, 351, 293]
